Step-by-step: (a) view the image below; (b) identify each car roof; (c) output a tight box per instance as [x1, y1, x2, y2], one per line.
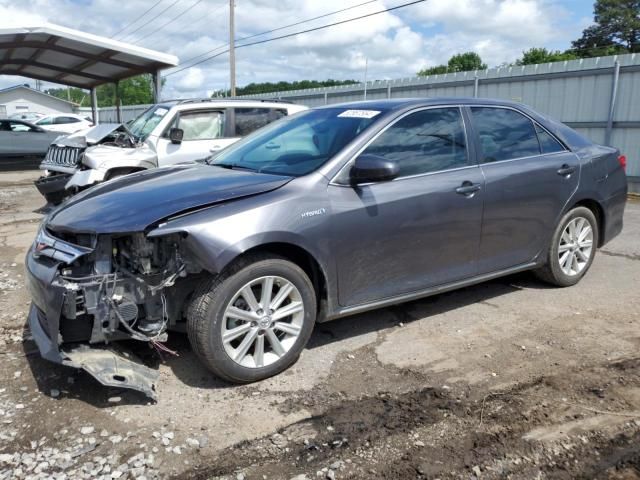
[165, 99, 305, 110]
[317, 97, 528, 111]
[40, 113, 84, 118]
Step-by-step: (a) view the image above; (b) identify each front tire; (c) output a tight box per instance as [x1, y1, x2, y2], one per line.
[187, 254, 316, 383]
[534, 206, 598, 287]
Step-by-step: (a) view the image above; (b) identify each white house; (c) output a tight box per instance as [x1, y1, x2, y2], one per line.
[0, 85, 77, 118]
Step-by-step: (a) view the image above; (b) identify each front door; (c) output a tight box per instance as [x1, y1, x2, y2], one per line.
[468, 106, 581, 273]
[329, 107, 485, 307]
[155, 109, 229, 165]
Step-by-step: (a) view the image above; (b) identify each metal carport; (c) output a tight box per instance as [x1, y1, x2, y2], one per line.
[0, 23, 178, 124]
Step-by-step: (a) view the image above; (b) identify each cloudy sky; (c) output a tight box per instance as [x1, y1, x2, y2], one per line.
[0, 0, 594, 98]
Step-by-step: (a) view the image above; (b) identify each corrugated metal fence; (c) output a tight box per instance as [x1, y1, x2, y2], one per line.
[240, 53, 640, 193]
[77, 104, 151, 124]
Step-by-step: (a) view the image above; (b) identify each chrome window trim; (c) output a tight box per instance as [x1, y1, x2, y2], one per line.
[329, 105, 472, 186]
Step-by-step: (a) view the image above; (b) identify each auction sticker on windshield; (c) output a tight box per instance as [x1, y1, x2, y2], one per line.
[338, 110, 381, 119]
[154, 107, 169, 116]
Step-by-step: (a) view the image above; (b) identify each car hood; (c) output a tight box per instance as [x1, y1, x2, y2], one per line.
[52, 123, 127, 148]
[46, 165, 292, 235]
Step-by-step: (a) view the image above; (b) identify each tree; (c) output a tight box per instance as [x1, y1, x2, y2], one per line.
[212, 79, 359, 97]
[515, 47, 579, 65]
[45, 74, 157, 107]
[417, 52, 487, 76]
[572, 0, 640, 57]
[447, 52, 487, 72]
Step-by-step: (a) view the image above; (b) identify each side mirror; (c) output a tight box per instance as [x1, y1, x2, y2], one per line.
[169, 127, 184, 144]
[350, 154, 399, 185]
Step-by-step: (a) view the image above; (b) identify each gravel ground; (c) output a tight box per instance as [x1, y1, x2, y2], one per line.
[0, 171, 638, 480]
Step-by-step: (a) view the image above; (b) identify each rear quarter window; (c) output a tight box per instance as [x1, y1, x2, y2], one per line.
[535, 124, 566, 154]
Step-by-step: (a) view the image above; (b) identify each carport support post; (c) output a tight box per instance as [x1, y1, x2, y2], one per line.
[605, 60, 620, 147]
[114, 81, 122, 124]
[90, 87, 99, 126]
[152, 71, 161, 103]
[474, 75, 480, 98]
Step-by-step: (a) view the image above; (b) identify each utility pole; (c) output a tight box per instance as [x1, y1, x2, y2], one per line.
[363, 57, 368, 100]
[229, 0, 236, 97]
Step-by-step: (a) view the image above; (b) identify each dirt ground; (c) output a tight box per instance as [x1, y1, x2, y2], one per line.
[0, 170, 639, 480]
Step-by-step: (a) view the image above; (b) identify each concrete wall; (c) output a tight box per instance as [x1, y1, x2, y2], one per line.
[0, 89, 75, 117]
[239, 53, 640, 193]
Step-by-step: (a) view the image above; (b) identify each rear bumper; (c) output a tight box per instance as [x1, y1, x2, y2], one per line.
[601, 189, 627, 246]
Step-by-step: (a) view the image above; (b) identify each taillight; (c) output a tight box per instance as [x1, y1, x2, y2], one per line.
[618, 155, 627, 171]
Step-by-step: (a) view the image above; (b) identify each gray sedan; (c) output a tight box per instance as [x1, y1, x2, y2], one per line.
[0, 119, 61, 158]
[25, 98, 627, 397]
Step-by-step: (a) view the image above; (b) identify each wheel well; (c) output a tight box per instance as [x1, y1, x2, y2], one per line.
[240, 243, 328, 313]
[570, 199, 605, 247]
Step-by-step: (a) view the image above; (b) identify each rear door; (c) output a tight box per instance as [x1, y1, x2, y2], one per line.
[468, 106, 579, 273]
[329, 106, 484, 306]
[155, 109, 228, 165]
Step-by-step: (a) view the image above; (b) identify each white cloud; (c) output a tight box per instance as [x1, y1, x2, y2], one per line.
[175, 67, 205, 92]
[0, 0, 586, 97]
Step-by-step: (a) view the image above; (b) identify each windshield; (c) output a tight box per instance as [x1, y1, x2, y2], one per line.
[128, 105, 171, 140]
[209, 107, 384, 176]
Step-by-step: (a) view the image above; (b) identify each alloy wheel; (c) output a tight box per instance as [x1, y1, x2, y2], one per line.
[558, 216, 594, 276]
[221, 276, 304, 368]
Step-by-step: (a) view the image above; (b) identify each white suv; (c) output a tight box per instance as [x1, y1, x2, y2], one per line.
[35, 99, 307, 205]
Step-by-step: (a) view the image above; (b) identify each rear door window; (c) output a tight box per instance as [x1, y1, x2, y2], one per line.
[471, 107, 540, 163]
[176, 110, 225, 141]
[234, 108, 286, 136]
[54, 116, 80, 124]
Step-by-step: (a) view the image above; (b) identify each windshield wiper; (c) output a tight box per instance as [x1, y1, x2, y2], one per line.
[211, 163, 258, 172]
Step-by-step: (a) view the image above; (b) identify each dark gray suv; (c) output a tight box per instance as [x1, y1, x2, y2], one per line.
[26, 98, 627, 398]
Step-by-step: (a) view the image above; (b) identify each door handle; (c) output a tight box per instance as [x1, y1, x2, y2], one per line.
[455, 181, 481, 196]
[557, 164, 576, 176]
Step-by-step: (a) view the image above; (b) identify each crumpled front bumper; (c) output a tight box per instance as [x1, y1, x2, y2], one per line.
[25, 250, 159, 400]
[34, 173, 73, 206]
[65, 168, 108, 190]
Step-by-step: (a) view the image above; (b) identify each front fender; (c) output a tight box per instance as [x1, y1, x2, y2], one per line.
[83, 144, 158, 171]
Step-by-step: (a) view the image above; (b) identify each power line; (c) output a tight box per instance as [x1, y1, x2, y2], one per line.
[118, 0, 182, 41]
[110, 0, 166, 38]
[173, 0, 379, 71]
[166, 0, 428, 77]
[131, 0, 208, 44]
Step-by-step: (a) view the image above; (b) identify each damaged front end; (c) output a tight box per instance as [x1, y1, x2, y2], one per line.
[34, 124, 146, 208]
[26, 227, 202, 400]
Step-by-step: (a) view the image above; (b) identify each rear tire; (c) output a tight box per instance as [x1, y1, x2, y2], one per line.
[534, 206, 598, 287]
[187, 254, 316, 383]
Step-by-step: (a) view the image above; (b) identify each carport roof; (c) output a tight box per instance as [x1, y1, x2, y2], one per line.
[0, 23, 179, 89]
